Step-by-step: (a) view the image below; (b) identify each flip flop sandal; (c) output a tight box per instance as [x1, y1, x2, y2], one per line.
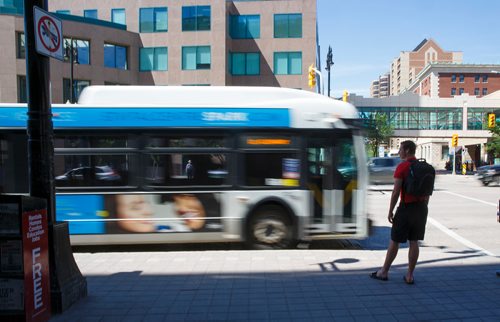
[369, 271, 388, 281]
[403, 276, 415, 285]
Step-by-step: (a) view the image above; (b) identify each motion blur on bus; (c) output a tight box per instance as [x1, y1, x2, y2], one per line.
[0, 86, 370, 249]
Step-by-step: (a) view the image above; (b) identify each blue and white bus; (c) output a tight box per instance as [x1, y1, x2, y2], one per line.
[0, 86, 369, 249]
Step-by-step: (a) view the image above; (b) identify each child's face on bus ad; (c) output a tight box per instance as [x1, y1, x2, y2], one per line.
[173, 194, 206, 230]
[116, 195, 155, 232]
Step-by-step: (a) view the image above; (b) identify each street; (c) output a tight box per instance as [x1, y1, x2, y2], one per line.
[366, 174, 500, 256]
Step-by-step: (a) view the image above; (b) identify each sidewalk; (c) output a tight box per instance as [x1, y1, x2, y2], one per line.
[49, 246, 500, 322]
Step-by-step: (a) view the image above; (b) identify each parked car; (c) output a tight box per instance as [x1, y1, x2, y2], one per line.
[476, 164, 500, 186]
[368, 157, 402, 185]
[56, 166, 121, 185]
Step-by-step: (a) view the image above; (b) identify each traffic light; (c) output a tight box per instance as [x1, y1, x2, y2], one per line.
[488, 113, 496, 128]
[451, 134, 458, 147]
[308, 64, 316, 88]
[342, 90, 349, 102]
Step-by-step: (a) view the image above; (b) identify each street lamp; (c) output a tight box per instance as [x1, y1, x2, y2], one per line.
[64, 39, 79, 103]
[325, 46, 334, 97]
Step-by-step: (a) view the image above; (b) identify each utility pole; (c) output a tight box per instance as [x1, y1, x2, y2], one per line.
[325, 46, 334, 97]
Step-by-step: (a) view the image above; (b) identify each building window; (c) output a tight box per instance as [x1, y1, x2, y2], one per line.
[63, 79, 90, 103]
[17, 75, 27, 103]
[274, 52, 302, 75]
[230, 52, 260, 75]
[104, 43, 127, 69]
[441, 145, 449, 160]
[230, 15, 260, 39]
[140, 7, 168, 33]
[182, 6, 210, 31]
[274, 14, 302, 38]
[140, 47, 168, 71]
[63, 38, 90, 65]
[482, 88, 488, 95]
[451, 88, 456, 96]
[16, 32, 25, 59]
[482, 74, 488, 83]
[111, 8, 126, 25]
[84, 9, 97, 19]
[467, 108, 495, 130]
[474, 88, 480, 96]
[182, 46, 210, 70]
[459, 74, 464, 83]
[459, 88, 464, 95]
[474, 75, 480, 83]
[451, 74, 456, 82]
[56, 10, 70, 15]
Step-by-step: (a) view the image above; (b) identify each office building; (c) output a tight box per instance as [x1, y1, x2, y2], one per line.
[0, 0, 317, 103]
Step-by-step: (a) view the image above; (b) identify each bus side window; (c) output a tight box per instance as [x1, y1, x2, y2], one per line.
[145, 153, 229, 187]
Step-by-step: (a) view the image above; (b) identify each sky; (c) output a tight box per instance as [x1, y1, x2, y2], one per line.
[317, 0, 500, 98]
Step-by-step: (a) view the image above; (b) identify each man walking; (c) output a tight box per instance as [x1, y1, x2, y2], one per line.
[370, 140, 430, 284]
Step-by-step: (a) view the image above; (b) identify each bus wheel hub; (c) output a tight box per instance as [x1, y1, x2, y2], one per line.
[253, 219, 286, 244]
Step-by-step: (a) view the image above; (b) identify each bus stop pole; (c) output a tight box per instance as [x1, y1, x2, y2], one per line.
[24, 0, 87, 314]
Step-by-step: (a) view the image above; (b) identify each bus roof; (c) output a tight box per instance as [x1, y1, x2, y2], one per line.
[0, 87, 360, 129]
[76, 86, 359, 129]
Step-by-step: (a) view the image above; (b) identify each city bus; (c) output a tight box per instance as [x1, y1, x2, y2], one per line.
[0, 86, 369, 249]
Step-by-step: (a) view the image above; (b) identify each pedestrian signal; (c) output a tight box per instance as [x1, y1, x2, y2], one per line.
[488, 113, 496, 128]
[342, 90, 348, 102]
[451, 134, 458, 147]
[308, 64, 316, 88]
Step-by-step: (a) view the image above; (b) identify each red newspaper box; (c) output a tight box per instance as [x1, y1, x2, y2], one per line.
[0, 196, 50, 322]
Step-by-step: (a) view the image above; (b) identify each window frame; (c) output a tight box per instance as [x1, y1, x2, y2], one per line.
[273, 52, 302, 75]
[182, 5, 211, 31]
[111, 8, 126, 25]
[140, 47, 168, 71]
[274, 13, 302, 38]
[139, 7, 168, 33]
[84, 9, 98, 19]
[104, 43, 128, 70]
[230, 52, 260, 76]
[229, 14, 260, 39]
[182, 46, 211, 70]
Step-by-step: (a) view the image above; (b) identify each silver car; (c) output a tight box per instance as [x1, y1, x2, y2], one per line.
[368, 157, 402, 185]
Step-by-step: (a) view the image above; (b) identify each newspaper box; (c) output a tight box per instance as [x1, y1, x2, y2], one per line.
[0, 195, 50, 322]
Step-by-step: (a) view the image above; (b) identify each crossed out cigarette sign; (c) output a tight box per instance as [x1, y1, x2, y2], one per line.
[34, 6, 64, 61]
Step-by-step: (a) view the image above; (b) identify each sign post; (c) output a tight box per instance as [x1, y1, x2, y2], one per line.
[24, 0, 87, 315]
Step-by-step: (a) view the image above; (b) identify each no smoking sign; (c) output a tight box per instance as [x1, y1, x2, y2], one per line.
[34, 6, 64, 61]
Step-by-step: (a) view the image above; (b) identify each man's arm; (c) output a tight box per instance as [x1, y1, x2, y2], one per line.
[388, 178, 403, 223]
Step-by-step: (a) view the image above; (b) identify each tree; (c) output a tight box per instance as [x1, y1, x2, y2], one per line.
[365, 112, 394, 157]
[485, 119, 500, 162]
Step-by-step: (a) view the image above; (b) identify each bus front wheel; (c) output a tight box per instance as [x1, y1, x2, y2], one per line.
[246, 205, 296, 250]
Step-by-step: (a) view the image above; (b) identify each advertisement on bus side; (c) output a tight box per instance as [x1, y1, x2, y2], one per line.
[56, 193, 222, 234]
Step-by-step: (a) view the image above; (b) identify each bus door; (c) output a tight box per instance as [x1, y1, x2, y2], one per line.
[307, 136, 360, 234]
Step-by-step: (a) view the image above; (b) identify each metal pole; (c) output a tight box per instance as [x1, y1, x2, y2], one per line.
[325, 46, 333, 97]
[70, 40, 74, 103]
[24, 0, 55, 223]
[452, 149, 456, 175]
[24, 1, 87, 312]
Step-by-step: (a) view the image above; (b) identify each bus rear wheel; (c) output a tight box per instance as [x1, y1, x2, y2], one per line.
[246, 205, 296, 250]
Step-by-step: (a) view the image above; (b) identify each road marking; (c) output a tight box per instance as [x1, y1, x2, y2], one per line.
[439, 191, 497, 206]
[427, 217, 494, 256]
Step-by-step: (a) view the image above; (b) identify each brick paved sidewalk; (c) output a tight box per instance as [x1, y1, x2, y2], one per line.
[49, 248, 500, 322]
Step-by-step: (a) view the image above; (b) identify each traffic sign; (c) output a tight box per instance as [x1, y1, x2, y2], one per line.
[34, 6, 64, 61]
